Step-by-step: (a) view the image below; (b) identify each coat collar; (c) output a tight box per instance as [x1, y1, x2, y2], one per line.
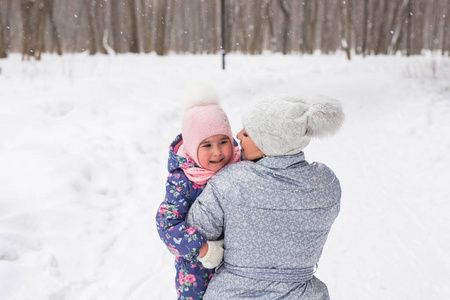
[167, 134, 191, 173]
[256, 152, 308, 169]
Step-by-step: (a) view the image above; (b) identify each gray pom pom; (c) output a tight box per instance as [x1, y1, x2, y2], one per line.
[305, 95, 345, 138]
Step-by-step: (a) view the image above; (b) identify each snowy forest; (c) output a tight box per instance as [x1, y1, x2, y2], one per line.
[0, 0, 449, 60]
[1, 0, 450, 299]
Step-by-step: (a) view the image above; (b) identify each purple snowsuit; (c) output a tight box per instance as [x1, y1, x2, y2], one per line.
[156, 134, 214, 300]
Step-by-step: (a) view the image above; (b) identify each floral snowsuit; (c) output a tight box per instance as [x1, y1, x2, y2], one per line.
[156, 134, 214, 300]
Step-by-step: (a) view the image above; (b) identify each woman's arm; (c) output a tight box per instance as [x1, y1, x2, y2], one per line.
[186, 182, 224, 241]
[155, 171, 206, 261]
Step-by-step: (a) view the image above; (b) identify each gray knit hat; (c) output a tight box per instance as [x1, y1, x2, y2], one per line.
[242, 95, 344, 156]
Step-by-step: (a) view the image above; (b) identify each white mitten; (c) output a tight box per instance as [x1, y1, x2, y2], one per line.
[198, 240, 224, 269]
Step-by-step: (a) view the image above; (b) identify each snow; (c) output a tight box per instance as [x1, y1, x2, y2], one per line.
[1, 52, 450, 300]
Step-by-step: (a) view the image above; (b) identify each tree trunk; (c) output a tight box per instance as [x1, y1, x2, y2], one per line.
[0, 6, 6, 58]
[346, 0, 352, 59]
[367, 0, 380, 54]
[309, 0, 319, 54]
[0, 0, 13, 57]
[36, 0, 47, 60]
[220, 0, 225, 68]
[110, 0, 122, 53]
[278, 0, 291, 54]
[86, 0, 97, 55]
[300, 0, 308, 53]
[197, 0, 206, 53]
[374, 0, 389, 54]
[207, 0, 217, 54]
[155, 0, 167, 55]
[237, 1, 248, 53]
[44, 0, 62, 55]
[250, 0, 266, 55]
[5, 0, 12, 52]
[181, 0, 190, 53]
[225, 0, 234, 53]
[429, 0, 440, 51]
[95, 0, 108, 54]
[339, 0, 352, 60]
[140, 0, 154, 53]
[265, 0, 276, 52]
[127, 0, 139, 53]
[406, 0, 412, 55]
[165, 0, 174, 53]
[320, 0, 331, 54]
[443, 0, 450, 55]
[21, 0, 34, 60]
[388, 0, 409, 54]
[362, 0, 369, 56]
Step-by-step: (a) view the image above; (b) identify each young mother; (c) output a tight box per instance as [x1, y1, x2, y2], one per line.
[186, 94, 344, 299]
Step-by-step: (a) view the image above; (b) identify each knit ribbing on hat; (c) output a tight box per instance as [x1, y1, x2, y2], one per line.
[242, 95, 344, 156]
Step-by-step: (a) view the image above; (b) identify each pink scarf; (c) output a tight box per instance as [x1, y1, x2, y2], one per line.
[177, 143, 241, 186]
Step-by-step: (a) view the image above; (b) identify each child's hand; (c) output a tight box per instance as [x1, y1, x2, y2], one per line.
[199, 243, 209, 258]
[198, 240, 224, 269]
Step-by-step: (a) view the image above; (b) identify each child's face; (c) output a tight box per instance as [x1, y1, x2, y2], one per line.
[237, 129, 264, 161]
[197, 134, 233, 172]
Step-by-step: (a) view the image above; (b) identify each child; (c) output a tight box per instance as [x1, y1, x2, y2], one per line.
[156, 88, 240, 300]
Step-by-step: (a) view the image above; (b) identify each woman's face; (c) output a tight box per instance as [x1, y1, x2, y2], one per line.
[237, 129, 264, 161]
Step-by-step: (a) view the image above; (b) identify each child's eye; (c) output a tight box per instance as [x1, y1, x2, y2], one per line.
[201, 144, 211, 148]
[220, 140, 229, 145]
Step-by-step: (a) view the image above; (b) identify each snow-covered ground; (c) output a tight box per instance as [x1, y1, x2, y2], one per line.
[0, 52, 449, 300]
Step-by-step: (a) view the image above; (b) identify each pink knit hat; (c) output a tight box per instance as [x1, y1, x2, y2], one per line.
[181, 87, 233, 167]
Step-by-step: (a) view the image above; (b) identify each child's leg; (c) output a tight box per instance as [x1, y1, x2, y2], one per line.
[175, 257, 215, 300]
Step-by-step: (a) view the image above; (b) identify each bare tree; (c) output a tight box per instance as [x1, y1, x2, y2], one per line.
[427, 0, 440, 51]
[127, 0, 140, 53]
[95, 0, 108, 54]
[109, 0, 122, 53]
[300, 0, 309, 53]
[309, 0, 319, 54]
[0, 6, 6, 58]
[443, 0, 450, 55]
[0, 0, 13, 58]
[339, 0, 352, 60]
[3, 0, 449, 58]
[250, 0, 266, 54]
[86, 0, 97, 55]
[236, 1, 249, 53]
[265, 0, 276, 52]
[207, 0, 218, 54]
[155, 0, 168, 55]
[44, 0, 62, 55]
[140, 0, 154, 53]
[410, 0, 424, 55]
[374, 0, 389, 54]
[388, 0, 409, 54]
[278, 0, 291, 54]
[225, 0, 234, 53]
[320, 0, 334, 54]
[20, 0, 37, 60]
[406, 0, 413, 56]
[36, 0, 47, 60]
[362, 0, 369, 56]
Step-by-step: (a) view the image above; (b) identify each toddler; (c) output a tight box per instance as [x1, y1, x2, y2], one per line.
[156, 89, 240, 300]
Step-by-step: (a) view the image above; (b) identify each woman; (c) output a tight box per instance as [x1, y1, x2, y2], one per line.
[186, 94, 344, 299]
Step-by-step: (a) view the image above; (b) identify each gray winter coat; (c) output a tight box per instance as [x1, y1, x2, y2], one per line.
[186, 152, 341, 300]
